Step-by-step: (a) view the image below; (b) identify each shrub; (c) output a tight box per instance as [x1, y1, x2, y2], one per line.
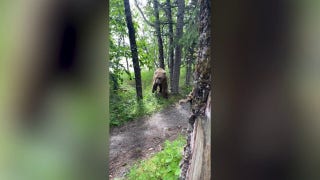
[126, 136, 186, 180]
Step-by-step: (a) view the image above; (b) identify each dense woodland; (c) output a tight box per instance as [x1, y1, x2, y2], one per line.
[109, 0, 212, 179]
[109, 0, 200, 126]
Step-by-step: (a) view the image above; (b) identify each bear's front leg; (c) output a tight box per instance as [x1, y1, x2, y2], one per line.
[152, 83, 158, 93]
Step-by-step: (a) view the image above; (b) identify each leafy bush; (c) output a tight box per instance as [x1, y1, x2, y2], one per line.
[126, 136, 186, 180]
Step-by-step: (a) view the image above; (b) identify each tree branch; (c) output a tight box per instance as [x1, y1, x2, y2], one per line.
[134, 0, 155, 27]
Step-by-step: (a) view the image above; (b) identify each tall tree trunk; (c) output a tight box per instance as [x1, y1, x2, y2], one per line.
[185, 46, 194, 86]
[165, 0, 174, 91]
[121, 34, 131, 74]
[171, 0, 185, 94]
[153, 0, 165, 69]
[186, 42, 196, 86]
[134, 0, 164, 70]
[180, 0, 211, 179]
[124, 0, 143, 100]
[125, 57, 130, 71]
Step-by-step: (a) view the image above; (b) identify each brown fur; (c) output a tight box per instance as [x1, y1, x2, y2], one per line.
[152, 68, 168, 98]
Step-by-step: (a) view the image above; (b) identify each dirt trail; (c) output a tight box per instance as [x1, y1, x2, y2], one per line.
[109, 102, 191, 179]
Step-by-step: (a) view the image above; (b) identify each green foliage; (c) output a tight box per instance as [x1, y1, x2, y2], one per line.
[180, 3, 199, 49]
[126, 136, 186, 180]
[109, 0, 160, 89]
[109, 0, 131, 90]
[110, 68, 190, 127]
[109, 0, 198, 125]
[136, 34, 155, 70]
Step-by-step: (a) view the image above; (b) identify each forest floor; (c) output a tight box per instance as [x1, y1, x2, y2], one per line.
[108, 101, 191, 179]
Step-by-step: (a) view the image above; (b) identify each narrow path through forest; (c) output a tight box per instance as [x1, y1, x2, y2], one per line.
[109, 102, 191, 179]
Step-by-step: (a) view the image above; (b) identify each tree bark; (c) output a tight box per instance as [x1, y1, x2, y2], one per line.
[153, 0, 165, 69]
[165, 0, 174, 91]
[171, 0, 185, 94]
[185, 46, 194, 86]
[180, 0, 211, 179]
[124, 0, 143, 100]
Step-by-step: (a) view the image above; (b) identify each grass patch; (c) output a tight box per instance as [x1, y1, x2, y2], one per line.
[126, 136, 186, 180]
[110, 68, 192, 127]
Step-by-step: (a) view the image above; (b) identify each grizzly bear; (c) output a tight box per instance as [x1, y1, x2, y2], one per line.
[152, 68, 168, 98]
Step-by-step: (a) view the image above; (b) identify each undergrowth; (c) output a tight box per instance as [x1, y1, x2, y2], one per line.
[126, 136, 186, 180]
[110, 68, 192, 127]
